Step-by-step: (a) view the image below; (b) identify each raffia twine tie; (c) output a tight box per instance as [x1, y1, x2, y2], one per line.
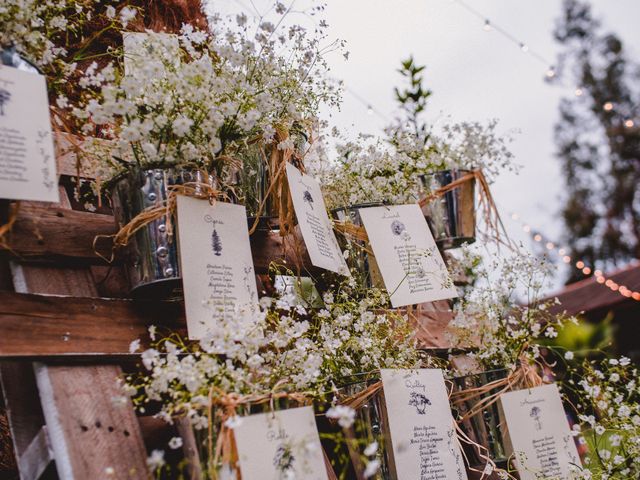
[248, 127, 305, 237]
[419, 169, 515, 251]
[202, 384, 312, 479]
[450, 357, 544, 423]
[0, 201, 19, 252]
[94, 178, 227, 263]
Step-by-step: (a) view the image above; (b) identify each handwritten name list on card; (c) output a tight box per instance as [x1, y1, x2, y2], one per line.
[286, 163, 349, 276]
[358, 205, 457, 307]
[176, 197, 258, 339]
[233, 406, 328, 480]
[500, 383, 581, 480]
[0, 66, 58, 202]
[381, 369, 468, 480]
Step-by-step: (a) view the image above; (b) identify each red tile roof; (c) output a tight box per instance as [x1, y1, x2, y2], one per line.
[547, 261, 640, 316]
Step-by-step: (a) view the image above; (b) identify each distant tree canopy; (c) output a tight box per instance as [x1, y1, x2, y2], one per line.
[552, 0, 640, 283]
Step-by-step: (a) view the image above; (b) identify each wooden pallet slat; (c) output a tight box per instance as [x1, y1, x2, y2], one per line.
[2, 202, 320, 275]
[0, 291, 185, 358]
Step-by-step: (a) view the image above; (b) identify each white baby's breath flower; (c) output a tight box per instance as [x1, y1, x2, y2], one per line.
[168, 436, 183, 449]
[326, 405, 356, 429]
[146, 449, 165, 470]
[129, 339, 141, 354]
[224, 415, 243, 429]
[363, 459, 380, 478]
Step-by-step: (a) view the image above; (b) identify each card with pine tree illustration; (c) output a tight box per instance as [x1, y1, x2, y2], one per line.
[176, 196, 258, 339]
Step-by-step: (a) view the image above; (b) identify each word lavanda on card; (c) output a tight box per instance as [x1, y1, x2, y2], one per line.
[358, 205, 457, 307]
[0, 66, 58, 202]
[381, 369, 468, 480]
[500, 383, 581, 480]
[233, 406, 328, 480]
[286, 163, 350, 276]
[176, 197, 258, 340]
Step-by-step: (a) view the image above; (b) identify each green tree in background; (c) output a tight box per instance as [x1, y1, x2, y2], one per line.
[552, 0, 640, 283]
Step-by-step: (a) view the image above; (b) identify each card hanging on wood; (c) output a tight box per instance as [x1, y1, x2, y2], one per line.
[176, 196, 259, 340]
[500, 383, 581, 480]
[233, 406, 329, 480]
[0, 65, 58, 202]
[380, 369, 468, 480]
[286, 163, 350, 276]
[358, 204, 457, 307]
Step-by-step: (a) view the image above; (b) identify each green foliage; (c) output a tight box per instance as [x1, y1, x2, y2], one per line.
[394, 56, 433, 138]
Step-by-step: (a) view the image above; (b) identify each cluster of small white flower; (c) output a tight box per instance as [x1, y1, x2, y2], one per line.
[449, 251, 577, 371]
[310, 118, 516, 209]
[69, 9, 342, 183]
[127, 284, 421, 432]
[565, 357, 640, 479]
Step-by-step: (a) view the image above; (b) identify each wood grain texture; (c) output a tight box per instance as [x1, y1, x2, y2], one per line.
[0, 291, 186, 358]
[13, 262, 150, 479]
[1, 203, 320, 274]
[0, 362, 46, 458]
[35, 363, 149, 479]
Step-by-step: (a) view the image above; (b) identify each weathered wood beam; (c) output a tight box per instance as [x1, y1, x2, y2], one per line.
[0, 291, 186, 358]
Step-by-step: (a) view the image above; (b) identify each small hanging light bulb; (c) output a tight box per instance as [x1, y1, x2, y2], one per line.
[624, 119, 635, 128]
[366, 106, 374, 116]
[603, 102, 614, 111]
[483, 19, 492, 31]
[520, 43, 529, 53]
[574, 87, 584, 97]
[545, 66, 556, 78]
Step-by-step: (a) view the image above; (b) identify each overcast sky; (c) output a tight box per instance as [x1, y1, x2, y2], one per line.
[218, 0, 640, 287]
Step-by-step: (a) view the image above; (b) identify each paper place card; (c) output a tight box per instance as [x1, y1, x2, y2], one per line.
[381, 369, 468, 480]
[0, 66, 58, 202]
[500, 383, 581, 480]
[358, 204, 457, 307]
[286, 163, 349, 276]
[176, 197, 258, 339]
[233, 406, 328, 480]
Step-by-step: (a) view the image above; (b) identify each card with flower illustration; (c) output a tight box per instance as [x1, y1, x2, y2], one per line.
[500, 383, 581, 480]
[380, 369, 468, 480]
[358, 204, 457, 307]
[0, 66, 58, 202]
[176, 196, 258, 339]
[286, 163, 350, 276]
[233, 406, 329, 480]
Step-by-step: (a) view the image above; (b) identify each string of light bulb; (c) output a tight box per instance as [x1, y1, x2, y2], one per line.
[448, 0, 638, 127]
[509, 212, 640, 302]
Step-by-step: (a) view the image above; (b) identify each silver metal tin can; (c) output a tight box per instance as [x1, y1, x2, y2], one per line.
[420, 169, 476, 250]
[110, 168, 216, 299]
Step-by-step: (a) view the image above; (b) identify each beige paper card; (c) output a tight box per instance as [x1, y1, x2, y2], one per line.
[286, 163, 349, 275]
[0, 66, 58, 202]
[233, 406, 328, 480]
[500, 383, 581, 480]
[381, 369, 468, 480]
[358, 205, 457, 307]
[176, 196, 258, 339]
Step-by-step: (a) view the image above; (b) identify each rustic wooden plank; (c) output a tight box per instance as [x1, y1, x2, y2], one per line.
[11, 259, 150, 480]
[0, 362, 46, 463]
[2, 204, 114, 265]
[1, 203, 319, 274]
[17, 426, 53, 480]
[409, 300, 455, 349]
[175, 417, 202, 480]
[0, 291, 186, 358]
[35, 363, 149, 479]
